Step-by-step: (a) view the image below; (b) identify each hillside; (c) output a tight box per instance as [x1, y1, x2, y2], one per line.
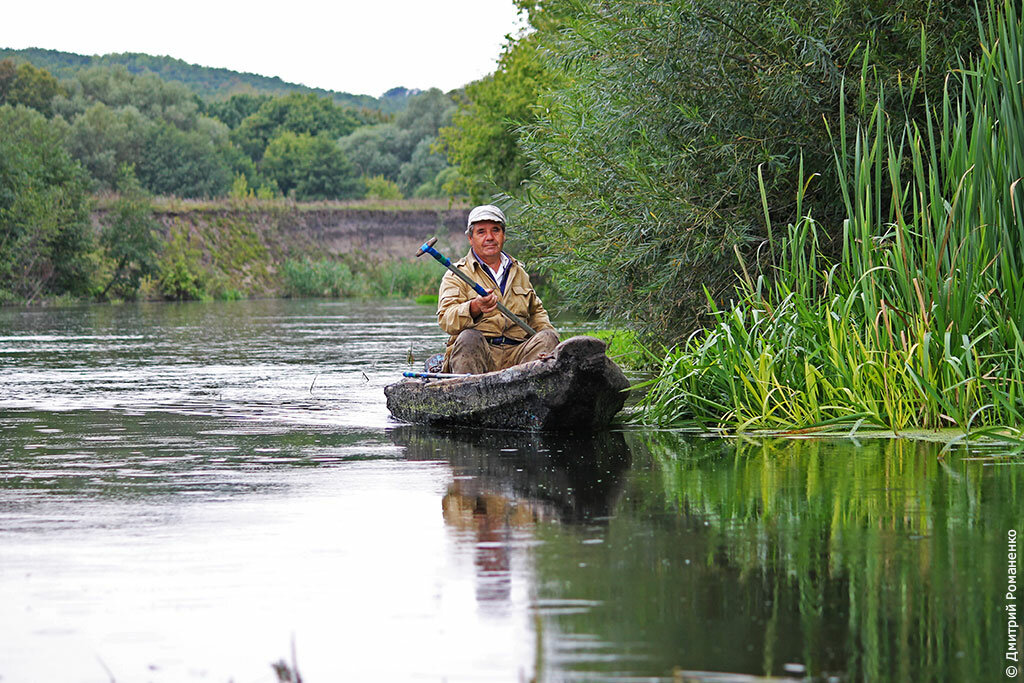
[0, 47, 417, 112]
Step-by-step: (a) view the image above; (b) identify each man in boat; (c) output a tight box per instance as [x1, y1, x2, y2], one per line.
[438, 205, 559, 374]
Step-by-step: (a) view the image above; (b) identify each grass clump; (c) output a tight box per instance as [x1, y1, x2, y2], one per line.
[640, 0, 1024, 438]
[280, 258, 368, 298]
[280, 256, 438, 300]
[365, 259, 437, 298]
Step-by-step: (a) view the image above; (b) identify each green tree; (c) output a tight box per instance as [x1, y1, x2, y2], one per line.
[340, 123, 412, 179]
[202, 93, 273, 129]
[0, 48, 387, 110]
[55, 65, 201, 129]
[438, 3, 565, 201]
[261, 131, 362, 200]
[99, 165, 161, 299]
[398, 137, 447, 196]
[157, 228, 206, 300]
[0, 59, 63, 117]
[364, 175, 404, 199]
[0, 105, 92, 301]
[393, 88, 455, 141]
[412, 166, 460, 199]
[231, 92, 364, 161]
[135, 121, 234, 197]
[339, 88, 455, 194]
[65, 103, 150, 189]
[0, 60, 13, 102]
[229, 173, 254, 199]
[53, 65, 254, 197]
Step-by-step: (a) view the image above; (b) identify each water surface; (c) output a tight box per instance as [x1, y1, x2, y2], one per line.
[1, 300, 1019, 682]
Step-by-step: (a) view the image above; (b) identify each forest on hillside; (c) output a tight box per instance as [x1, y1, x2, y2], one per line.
[0, 54, 453, 201]
[0, 47, 416, 111]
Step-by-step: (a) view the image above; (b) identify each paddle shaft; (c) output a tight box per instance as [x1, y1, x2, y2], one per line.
[416, 239, 536, 337]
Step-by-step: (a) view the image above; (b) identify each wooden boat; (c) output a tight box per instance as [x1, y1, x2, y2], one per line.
[384, 336, 630, 431]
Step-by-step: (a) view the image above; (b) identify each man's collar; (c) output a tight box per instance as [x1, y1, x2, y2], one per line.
[469, 249, 512, 271]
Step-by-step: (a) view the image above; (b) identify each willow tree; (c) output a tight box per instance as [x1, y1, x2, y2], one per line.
[439, 1, 567, 202]
[504, 0, 980, 340]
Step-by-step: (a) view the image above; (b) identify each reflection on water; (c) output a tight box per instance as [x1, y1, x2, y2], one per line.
[1, 300, 1020, 682]
[394, 426, 632, 524]
[531, 433, 1021, 682]
[394, 428, 632, 610]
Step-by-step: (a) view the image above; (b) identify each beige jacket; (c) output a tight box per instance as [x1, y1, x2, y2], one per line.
[437, 249, 555, 345]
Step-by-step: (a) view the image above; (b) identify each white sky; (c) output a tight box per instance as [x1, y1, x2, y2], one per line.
[1, 0, 526, 97]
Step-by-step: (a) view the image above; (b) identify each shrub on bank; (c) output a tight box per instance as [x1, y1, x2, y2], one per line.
[157, 229, 207, 300]
[506, 0, 982, 341]
[640, 0, 1024, 436]
[366, 260, 437, 299]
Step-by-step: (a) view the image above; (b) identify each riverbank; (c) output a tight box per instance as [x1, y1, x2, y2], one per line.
[95, 197, 472, 264]
[15, 197, 472, 305]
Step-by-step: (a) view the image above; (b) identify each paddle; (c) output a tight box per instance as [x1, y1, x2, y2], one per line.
[416, 237, 537, 337]
[402, 371, 471, 379]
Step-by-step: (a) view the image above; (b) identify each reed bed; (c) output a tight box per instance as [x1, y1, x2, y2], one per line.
[640, 0, 1024, 437]
[280, 257, 437, 299]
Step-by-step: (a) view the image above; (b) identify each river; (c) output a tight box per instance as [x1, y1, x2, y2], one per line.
[0, 299, 1019, 682]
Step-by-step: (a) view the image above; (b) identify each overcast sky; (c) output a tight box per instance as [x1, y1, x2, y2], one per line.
[2, 0, 526, 97]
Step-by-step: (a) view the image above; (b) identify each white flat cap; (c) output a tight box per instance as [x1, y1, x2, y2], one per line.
[467, 204, 506, 230]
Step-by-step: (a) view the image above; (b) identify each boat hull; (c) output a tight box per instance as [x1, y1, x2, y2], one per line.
[384, 336, 630, 431]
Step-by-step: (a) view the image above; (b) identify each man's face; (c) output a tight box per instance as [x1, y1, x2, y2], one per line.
[468, 220, 505, 262]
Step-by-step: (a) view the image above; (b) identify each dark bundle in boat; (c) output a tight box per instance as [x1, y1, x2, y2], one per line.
[384, 336, 630, 431]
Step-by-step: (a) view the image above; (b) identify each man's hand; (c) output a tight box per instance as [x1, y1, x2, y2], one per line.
[469, 289, 498, 319]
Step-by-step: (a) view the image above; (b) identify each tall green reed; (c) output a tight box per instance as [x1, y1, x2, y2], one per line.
[640, 0, 1024, 433]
